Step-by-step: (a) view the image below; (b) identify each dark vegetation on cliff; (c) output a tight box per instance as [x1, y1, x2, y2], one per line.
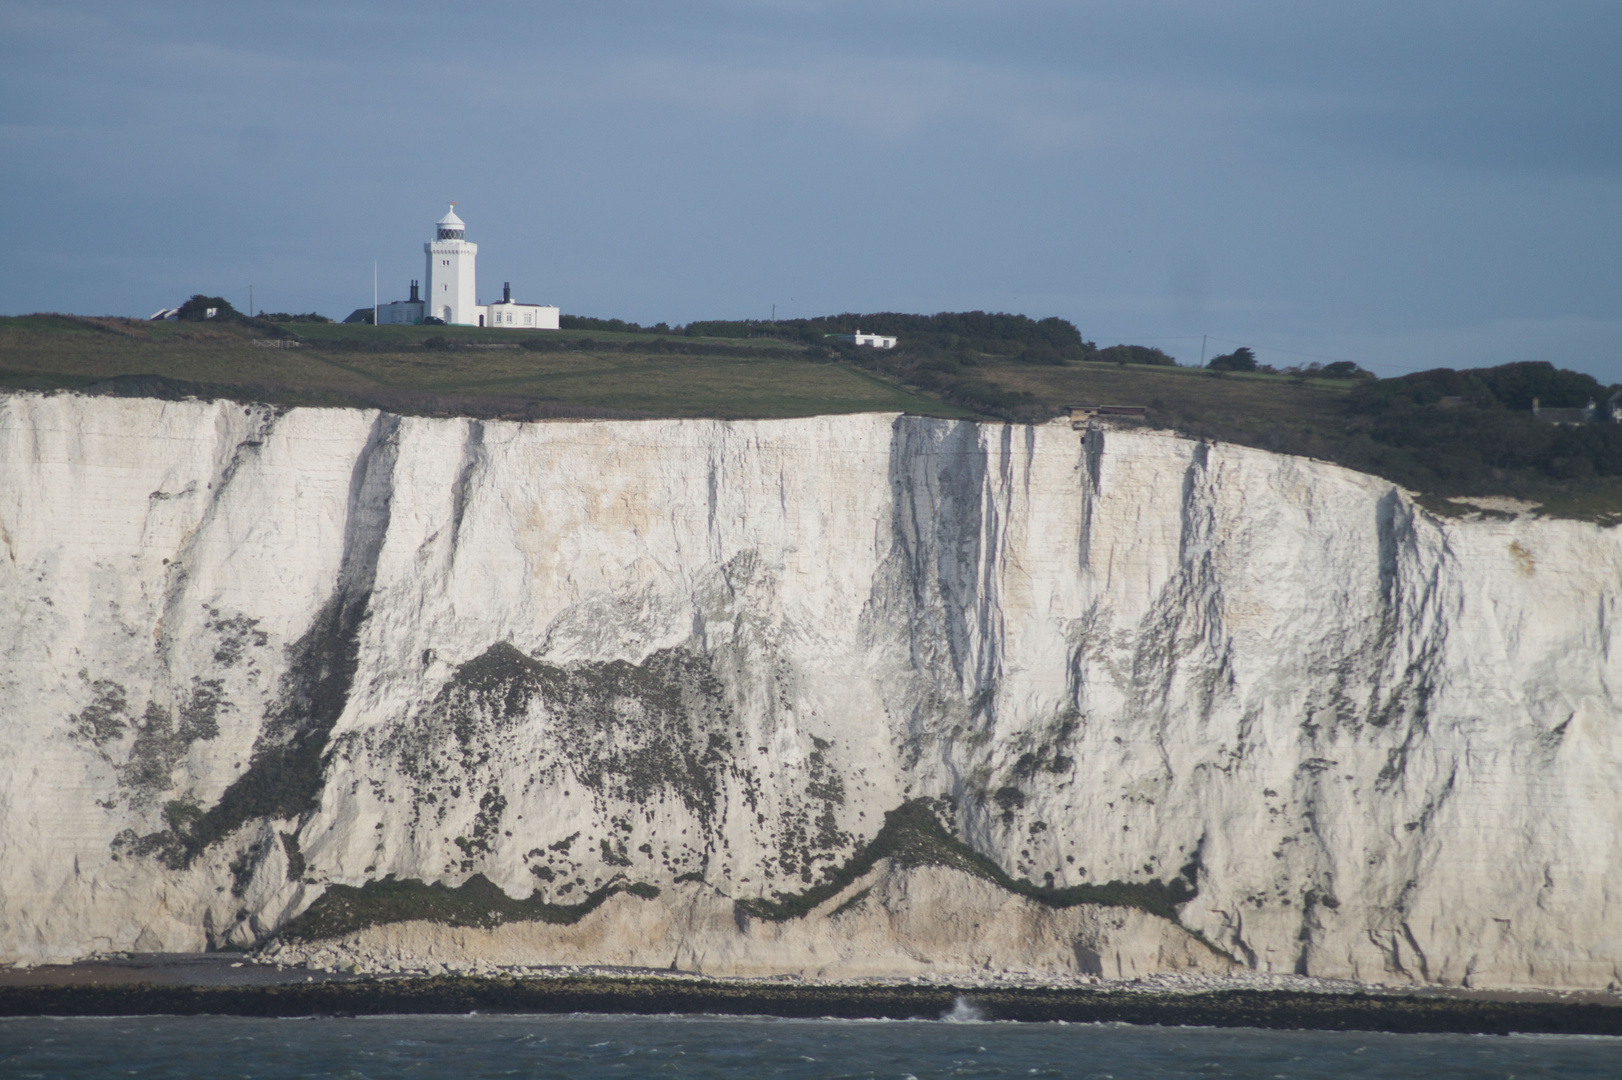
[4, 312, 1620, 519]
[270, 800, 1205, 947]
[734, 800, 1202, 926]
[279, 873, 662, 942]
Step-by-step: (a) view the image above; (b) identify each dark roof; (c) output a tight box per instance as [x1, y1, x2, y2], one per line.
[1533, 406, 1592, 424]
[1069, 404, 1147, 415]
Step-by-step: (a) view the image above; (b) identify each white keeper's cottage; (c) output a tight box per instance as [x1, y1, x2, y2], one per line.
[357, 205, 560, 329]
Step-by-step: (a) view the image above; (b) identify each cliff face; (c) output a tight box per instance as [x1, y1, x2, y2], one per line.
[1, 392, 1617, 988]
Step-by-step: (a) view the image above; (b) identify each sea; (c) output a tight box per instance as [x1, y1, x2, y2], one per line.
[2, 1011, 1617, 1079]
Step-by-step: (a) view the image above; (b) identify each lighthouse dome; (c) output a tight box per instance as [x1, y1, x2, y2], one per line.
[435, 204, 465, 240]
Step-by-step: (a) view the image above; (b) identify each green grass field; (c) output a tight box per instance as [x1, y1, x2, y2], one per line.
[0, 315, 1365, 433]
[0, 315, 969, 420]
[979, 361, 1357, 441]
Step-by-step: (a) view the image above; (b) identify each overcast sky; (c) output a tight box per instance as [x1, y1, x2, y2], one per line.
[3, 1, 1619, 378]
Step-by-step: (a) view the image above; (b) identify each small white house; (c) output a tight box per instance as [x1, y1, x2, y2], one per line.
[375, 281, 426, 325]
[854, 329, 897, 349]
[481, 282, 560, 330]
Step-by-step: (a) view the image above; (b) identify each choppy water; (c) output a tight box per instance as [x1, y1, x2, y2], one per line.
[2, 1012, 1616, 1078]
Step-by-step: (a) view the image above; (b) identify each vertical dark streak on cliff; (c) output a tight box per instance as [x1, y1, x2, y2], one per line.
[886, 419, 983, 696]
[1178, 441, 1210, 564]
[706, 447, 719, 547]
[1291, 777, 1340, 977]
[1174, 441, 1215, 660]
[980, 424, 1011, 712]
[151, 405, 277, 668]
[1085, 423, 1105, 493]
[447, 419, 485, 565]
[870, 419, 940, 768]
[1022, 423, 1037, 514]
[874, 416, 998, 790]
[1079, 424, 1103, 572]
[940, 422, 998, 722]
[1364, 490, 1411, 736]
[1136, 440, 1216, 729]
[1369, 493, 1446, 748]
[878, 419, 920, 665]
[1140, 441, 1225, 773]
[1067, 424, 1099, 719]
[1375, 490, 1400, 607]
[1400, 921, 1433, 982]
[170, 412, 399, 865]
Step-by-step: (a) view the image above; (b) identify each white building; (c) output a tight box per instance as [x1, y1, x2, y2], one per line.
[854, 329, 897, 349]
[374, 281, 424, 325]
[425, 205, 478, 324]
[361, 205, 560, 329]
[483, 282, 559, 329]
[149, 306, 217, 321]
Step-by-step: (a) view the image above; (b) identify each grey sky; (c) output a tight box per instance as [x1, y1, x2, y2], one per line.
[3, 1, 1619, 378]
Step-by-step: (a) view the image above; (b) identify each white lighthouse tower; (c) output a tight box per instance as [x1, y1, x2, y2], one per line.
[356, 202, 558, 328]
[424, 204, 477, 324]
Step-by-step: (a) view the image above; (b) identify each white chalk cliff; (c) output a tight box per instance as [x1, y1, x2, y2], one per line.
[0, 392, 1617, 988]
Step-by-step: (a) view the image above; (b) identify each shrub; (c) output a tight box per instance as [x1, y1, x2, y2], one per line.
[1093, 344, 1178, 367]
[1207, 347, 1257, 372]
[561, 315, 645, 333]
[259, 312, 333, 324]
[175, 295, 240, 321]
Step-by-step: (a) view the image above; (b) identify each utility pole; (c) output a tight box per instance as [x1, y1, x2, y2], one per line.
[248, 285, 253, 318]
[373, 262, 378, 327]
[1200, 334, 1207, 366]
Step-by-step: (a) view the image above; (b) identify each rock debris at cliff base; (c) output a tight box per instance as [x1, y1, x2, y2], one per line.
[0, 392, 1618, 990]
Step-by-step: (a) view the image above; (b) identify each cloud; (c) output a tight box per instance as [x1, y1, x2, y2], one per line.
[528, 49, 1275, 159]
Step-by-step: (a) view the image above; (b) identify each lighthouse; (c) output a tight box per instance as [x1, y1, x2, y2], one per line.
[355, 204, 560, 328]
[424, 204, 478, 325]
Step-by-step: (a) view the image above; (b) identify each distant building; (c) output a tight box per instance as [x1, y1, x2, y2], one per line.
[825, 329, 899, 348]
[374, 281, 425, 325]
[348, 205, 560, 329]
[424, 205, 477, 324]
[1531, 396, 1596, 425]
[854, 329, 897, 349]
[483, 282, 557, 329]
[1068, 404, 1148, 430]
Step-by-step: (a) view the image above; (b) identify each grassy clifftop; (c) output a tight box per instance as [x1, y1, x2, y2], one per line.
[5, 313, 1621, 521]
[0, 315, 962, 421]
[0, 313, 1354, 430]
